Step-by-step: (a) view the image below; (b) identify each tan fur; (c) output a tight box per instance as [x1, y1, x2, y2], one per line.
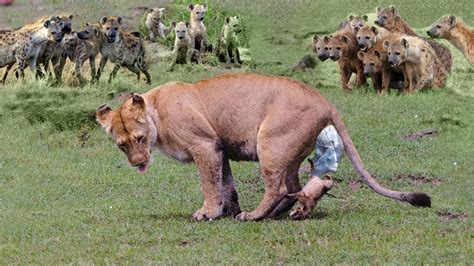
[327, 31, 366, 90]
[288, 177, 334, 220]
[145, 7, 174, 41]
[188, 3, 208, 53]
[428, 16, 474, 64]
[376, 6, 453, 73]
[215, 16, 242, 68]
[384, 36, 448, 93]
[95, 73, 430, 221]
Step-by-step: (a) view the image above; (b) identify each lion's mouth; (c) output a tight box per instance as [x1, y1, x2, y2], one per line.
[136, 163, 148, 173]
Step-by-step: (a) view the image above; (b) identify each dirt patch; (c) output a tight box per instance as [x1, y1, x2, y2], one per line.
[395, 174, 442, 186]
[348, 180, 362, 191]
[437, 211, 468, 222]
[144, 41, 174, 64]
[404, 129, 438, 141]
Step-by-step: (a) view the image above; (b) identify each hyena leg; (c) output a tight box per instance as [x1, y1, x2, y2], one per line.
[96, 56, 108, 80]
[190, 143, 225, 221]
[268, 164, 301, 218]
[224, 47, 232, 68]
[108, 64, 121, 83]
[89, 57, 97, 82]
[339, 67, 352, 91]
[236, 47, 243, 64]
[75, 55, 87, 85]
[125, 65, 141, 80]
[221, 156, 241, 217]
[1, 62, 14, 83]
[137, 60, 151, 85]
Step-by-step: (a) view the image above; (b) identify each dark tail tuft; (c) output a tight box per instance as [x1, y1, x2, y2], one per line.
[406, 193, 431, 208]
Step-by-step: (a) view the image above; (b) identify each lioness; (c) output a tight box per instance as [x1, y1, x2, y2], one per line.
[95, 73, 430, 221]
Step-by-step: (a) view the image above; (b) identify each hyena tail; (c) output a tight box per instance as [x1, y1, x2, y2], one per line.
[330, 110, 431, 207]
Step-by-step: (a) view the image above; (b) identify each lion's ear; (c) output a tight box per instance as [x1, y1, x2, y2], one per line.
[95, 104, 114, 132]
[132, 94, 146, 109]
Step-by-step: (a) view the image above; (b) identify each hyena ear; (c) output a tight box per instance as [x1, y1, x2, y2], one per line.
[383, 40, 391, 50]
[159, 8, 166, 12]
[341, 35, 351, 44]
[95, 104, 114, 133]
[203, 4, 208, 11]
[170, 21, 177, 28]
[353, 26, 360, 34]
[131, 31, 141, 38]
[117, 17, 123, 25]
[43, 20, 51, 28]
[312, 34, 320, 45]
[69, 14, 74, 20]
[371, 26, 378, 35]
[94, 29, 99, 37]
[449, 15, 457, 27]
[235, 16, 239, 21]
[348, 15, 354, 21]
[377, 6, 382, 13]
[84, 22, 90, 27]
[188, 4, 194, 12]
[357, 51, 365, 60]
[225, 17, 230, 24]
[389, 5, 396, 14]
[131, 94, 146, 112]
[100, 16, 108, 25]
[401, 38, 409, 48]
[323, 35, 330, 44]
[185, 21, 191, 28]
[374, 50, 382, 59]
[363, 15, 368, 21]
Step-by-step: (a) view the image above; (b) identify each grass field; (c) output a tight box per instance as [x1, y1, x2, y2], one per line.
[0, 0, 473, 264]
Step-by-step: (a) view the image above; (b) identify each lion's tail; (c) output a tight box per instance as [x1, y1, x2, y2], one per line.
[330, 110, 431, 207]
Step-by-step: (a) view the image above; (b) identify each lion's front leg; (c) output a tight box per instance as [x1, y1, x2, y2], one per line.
[191, 144, 225, 221]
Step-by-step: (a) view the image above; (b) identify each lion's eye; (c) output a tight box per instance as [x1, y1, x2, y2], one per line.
[118, 144, 127, 152]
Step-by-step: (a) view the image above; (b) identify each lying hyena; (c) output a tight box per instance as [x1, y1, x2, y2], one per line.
[427, 15, 474, 64]
[339, 14, 368, 32]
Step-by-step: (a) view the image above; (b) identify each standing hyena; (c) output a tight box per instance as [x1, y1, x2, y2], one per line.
[0, 20, 64, 80]
[327, 31, 366, 90]
[427, 16, 474, 64]
[188, 3, 209, 53]
[144, 7, 175, 41]
[96, 16, 122, 81]
[384, 37, 448, 93]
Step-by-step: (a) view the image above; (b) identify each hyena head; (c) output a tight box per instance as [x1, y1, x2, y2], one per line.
[51, 14, 74, 34]
[384, 38, 408, 67]
[175, 21, 189, 40]
[355, 25, 380, 51]
[77, 23, 101, 40]
[95, 94, 155, 174]
[328, 34, 352, 61]
[44, 20, 64, 43]
[188, 3, 207, 22]
[348, 15, 368, 30]
[358, 50, 383, 77]
[375, 6, 397, 28]
[100, 16, 123, 43]
[313, 35, 331, 61]
[225, 16, 242, 33]
[427, 15, 456, 38]
[148, 7, 166, 26]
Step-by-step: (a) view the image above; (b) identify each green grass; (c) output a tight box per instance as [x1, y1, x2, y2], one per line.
[0, 0, 473, 264]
